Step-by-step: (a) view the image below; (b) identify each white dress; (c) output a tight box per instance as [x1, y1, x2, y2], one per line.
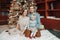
[18, 16, 29, 33]
[29, 20, 37, 36]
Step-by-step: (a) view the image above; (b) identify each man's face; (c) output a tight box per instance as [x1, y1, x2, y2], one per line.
[29, 6, 35, 13]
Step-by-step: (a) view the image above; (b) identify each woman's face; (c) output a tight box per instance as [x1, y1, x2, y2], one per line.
[23, 10, 28, 16]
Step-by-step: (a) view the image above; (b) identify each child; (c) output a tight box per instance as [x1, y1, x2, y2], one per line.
[28, 14, 37, 38]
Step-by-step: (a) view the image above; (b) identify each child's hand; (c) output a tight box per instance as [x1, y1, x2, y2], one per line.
[30, 28, 34, 31]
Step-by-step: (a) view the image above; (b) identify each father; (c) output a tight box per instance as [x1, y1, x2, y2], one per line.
[28, 5, 42, 29]
[24, 5, 44, 38]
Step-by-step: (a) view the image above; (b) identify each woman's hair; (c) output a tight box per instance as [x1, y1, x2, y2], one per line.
[21, 8, 28, 15]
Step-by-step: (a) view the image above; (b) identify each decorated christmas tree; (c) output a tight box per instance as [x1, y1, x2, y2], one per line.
[8, 0, 36, 27]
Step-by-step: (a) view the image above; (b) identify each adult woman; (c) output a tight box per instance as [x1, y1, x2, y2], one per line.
[17, 9, 29, 35]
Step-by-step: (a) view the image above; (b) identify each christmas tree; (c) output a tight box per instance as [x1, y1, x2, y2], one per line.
[8, 0, 36, 26]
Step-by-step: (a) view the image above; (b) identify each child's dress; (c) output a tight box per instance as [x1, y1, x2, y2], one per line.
[29, 20, 38, 37]
[28, 14, 38, 37]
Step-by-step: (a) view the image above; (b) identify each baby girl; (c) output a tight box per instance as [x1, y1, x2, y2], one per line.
[28, 14, 37, 38]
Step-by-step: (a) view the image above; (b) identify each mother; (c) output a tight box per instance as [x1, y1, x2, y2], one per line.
[17, 9, 29, 35]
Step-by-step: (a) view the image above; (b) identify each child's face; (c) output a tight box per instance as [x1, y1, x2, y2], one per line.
[31, 16, 36, 20]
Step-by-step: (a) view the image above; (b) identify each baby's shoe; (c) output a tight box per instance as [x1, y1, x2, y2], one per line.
[29, 36, 32, 39]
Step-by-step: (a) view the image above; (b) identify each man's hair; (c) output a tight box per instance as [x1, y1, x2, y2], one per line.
[29, 5, 37, 11]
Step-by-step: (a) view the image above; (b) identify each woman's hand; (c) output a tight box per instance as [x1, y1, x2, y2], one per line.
[16, 24, 20, 30]
[13, 29, 16, 32]
[23, 23, 26, 27]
